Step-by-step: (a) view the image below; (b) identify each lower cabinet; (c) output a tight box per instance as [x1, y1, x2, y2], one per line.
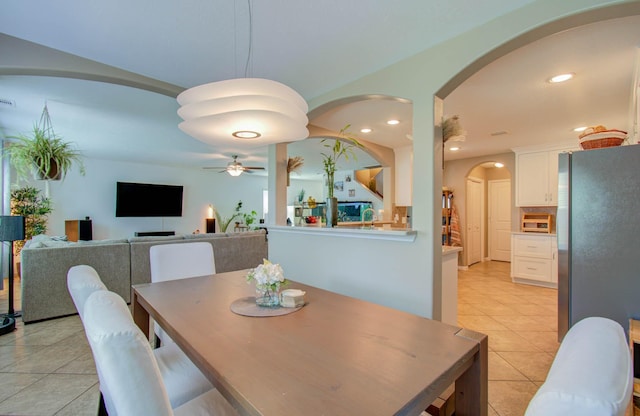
[511, 233, 557, 288]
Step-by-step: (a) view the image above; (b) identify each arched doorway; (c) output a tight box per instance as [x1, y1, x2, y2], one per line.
[435, 4, 640, 268]
[465, 161, 513, 266]
[443, 158, 514, 268]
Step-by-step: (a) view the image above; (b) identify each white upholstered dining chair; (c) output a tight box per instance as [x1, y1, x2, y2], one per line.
[83, 290, 238, 416]
[149, 242, 215, 345]
[67, 265, 215, 411]
[67, 265, 107, 319]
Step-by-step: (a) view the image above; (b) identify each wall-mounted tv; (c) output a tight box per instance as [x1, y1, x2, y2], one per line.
[116, 182, 183, 217]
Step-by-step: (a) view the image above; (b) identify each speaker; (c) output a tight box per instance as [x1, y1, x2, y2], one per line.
[65, 219, 92, 241]
[78, 220, 92, 241]
[206, 218, 216, 233]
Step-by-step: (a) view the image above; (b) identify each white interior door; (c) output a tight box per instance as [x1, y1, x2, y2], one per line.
[466, 177, 483, 266]
[489, 179, 511, 262]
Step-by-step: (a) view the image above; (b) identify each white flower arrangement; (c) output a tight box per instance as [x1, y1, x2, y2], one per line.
[246, 259, 288, 292]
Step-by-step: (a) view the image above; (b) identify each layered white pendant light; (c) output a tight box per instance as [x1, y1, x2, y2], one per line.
[177, 1, 308, 146]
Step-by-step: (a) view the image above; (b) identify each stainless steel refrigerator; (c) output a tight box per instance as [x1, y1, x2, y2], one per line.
[557, 144, 640, 340]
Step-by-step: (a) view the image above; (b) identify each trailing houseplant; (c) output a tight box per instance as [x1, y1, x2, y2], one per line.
[320, 124, 363, 227]
[6, 105, 85, 181]
[10, 186, 52, 255]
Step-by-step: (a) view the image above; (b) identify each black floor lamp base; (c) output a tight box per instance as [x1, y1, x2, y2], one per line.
[0, 316, 16, 336]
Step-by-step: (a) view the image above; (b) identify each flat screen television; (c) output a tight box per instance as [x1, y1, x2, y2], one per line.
[116, 182, 183, 217]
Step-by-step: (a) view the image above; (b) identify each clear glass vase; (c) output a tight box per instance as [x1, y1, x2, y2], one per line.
[255, 285, 280, 307]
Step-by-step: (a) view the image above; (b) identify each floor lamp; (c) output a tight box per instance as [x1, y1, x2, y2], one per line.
[0, 216, 25, 336]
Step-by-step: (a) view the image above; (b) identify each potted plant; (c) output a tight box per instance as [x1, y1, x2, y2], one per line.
[10, 186, 52, 256]
[6, 105, 85, 181]
[214, 200, 244, 232]
[243, 209, 258, 229]
[320, 125, 363, 227]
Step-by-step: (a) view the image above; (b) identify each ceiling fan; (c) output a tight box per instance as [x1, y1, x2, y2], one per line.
[203, 155, 265, 177]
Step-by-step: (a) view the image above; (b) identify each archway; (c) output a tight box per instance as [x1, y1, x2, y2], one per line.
[434, 3, 640, 269]
[302, 94, 413, 224]
[443, 157, 514, 268]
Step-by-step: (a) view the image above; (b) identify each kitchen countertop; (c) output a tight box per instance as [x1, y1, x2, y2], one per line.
[442, 246, 463, 255]
[511, 231, 556, 236]
[335, 220, 394, 227]
[269, 224, 416, 242]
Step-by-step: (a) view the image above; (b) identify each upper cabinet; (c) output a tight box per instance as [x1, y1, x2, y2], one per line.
[514, 143, 578, 207]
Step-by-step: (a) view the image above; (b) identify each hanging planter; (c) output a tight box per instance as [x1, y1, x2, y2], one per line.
[35, 159, 60, 180]
[6, 103, 85, 182]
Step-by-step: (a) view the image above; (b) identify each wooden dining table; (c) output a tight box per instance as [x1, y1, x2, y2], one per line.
[132, 270, 487, 416]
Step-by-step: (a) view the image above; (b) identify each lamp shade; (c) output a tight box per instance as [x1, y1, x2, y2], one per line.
[0, 216, 25, 242]
[177, 78, 309, 147]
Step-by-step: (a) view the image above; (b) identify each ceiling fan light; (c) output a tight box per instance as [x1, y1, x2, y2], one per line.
[177, 78, 309, 146]
[226, 165, 244, 176]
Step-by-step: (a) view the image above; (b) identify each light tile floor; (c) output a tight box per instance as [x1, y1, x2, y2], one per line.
[0, 279, 100, 415]
[0, 260, 559, 415]
[458, 261, 559, 416]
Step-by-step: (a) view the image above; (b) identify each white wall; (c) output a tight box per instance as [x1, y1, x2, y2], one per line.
[25, 157, 270, 239]
[395, 145, 413, 206]
[286, 179, 323, 207]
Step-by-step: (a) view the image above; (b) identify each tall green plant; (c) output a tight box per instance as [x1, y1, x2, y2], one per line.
[214, 201, 244, 233]
[10, 186, 52, 254]
[321, 124, 363, 199]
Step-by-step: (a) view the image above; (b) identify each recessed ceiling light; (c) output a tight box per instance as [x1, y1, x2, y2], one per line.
[573, 126, 588, 132]
[232, 130, 261, 139]
[449, 147, 460, 151]
[386, 119, 400, 125]
[548, 73, 574, 83]
[494, 162, 504, 168]
[360, 128, 372, 133]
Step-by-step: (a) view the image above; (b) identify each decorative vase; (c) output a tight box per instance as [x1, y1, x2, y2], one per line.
[255, 284, 280, 307]
[325, 197, 338, 228]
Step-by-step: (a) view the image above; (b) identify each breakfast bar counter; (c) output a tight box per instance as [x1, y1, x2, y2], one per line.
[268, 224, 417, 242]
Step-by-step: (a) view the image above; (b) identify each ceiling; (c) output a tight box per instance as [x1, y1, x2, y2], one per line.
[1, 2, 639, 178]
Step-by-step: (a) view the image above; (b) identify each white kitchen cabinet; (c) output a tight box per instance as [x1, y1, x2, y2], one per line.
[514, 145, 577, 207]
[511, 233, 557, 288]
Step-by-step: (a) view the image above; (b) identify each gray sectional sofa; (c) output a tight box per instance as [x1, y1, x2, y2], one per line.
[20, 230, 268, 323]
